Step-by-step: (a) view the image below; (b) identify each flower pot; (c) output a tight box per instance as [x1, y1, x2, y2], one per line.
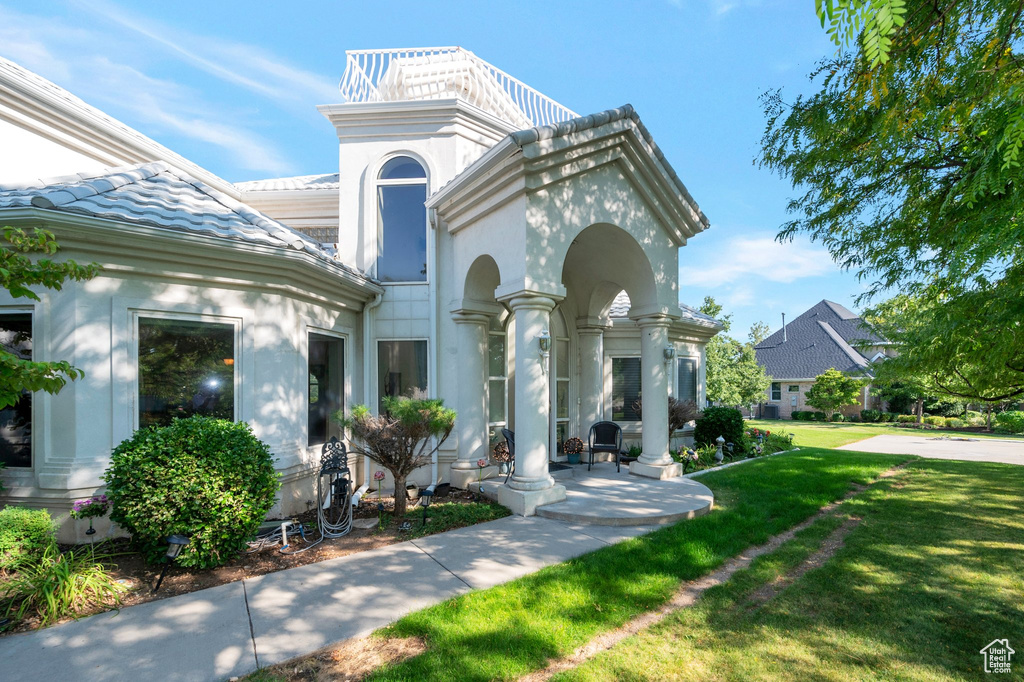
[567, 452, 581, 465]
[405, 484, 420, 501]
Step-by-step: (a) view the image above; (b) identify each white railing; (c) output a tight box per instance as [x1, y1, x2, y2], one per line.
[339, 47, 578, 128]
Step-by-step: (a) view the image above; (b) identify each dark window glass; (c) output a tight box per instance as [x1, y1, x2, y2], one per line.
[771, 382, 782, 401]
[377, 184, 427, 282]
[138, 318, 234, 428]
[378, 340, 428, 413]
[0, 313, 32, 467]
[379, 156, 427, 180]
[611, 357, 642, 422]
[309, 334, 344, 446]
[677, 357, 697, 404]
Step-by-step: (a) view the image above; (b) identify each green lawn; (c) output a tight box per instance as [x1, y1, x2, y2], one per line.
[361, 449, 908, 681]
[556, 457, 1024, 681]
[746, 418, 1020, 449]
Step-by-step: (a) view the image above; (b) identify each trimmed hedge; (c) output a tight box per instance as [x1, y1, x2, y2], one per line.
[924, 415, 946, 426]
[946, 417, 965, 429]
[897, 414, 917, 423]
[103, 416, 280, 569]
[861, 409, 881, 423]
[694, 407, 745, 453]
[0, 507, 56, 571]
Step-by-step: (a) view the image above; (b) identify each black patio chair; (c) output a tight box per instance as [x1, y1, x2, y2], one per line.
[501, 428, 516, 484]
[588, 421, 623, 473]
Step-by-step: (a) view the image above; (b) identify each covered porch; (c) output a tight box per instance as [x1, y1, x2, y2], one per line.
[431, 105, 711, 515]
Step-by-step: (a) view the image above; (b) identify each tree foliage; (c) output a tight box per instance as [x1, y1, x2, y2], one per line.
[699, 297, 772, 407]
[816, 0, 907, 66]
[0, 227, 98, 408]
[338, 396, 456, 519]
[762, 3, 1024, 403]
[805, 368, 865, 420]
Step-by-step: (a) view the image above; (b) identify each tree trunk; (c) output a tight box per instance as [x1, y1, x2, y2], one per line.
[916, 398, 924, 424]
[393, 472, 408, 519]
[986, 404, 992, 431]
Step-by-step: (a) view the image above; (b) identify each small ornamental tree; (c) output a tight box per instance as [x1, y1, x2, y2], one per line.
[338, 396, 456, 519]
[0, 227, 98, 408]
[632, 397, 702, 436]
[805, 369, 864, 421]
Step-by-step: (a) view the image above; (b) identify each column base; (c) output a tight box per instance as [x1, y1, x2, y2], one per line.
[450, 465, 500, 490]
[498, 483, 567, 516]
[630, 461, 683, 480]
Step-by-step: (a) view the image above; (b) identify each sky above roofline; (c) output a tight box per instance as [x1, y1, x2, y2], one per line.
[0, 0, 875, 336]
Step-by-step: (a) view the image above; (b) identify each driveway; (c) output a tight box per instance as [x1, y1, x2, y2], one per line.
[837, 434, 1024, 466]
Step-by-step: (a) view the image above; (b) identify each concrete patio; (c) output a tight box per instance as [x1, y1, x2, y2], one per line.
[474, 460, 715, 526]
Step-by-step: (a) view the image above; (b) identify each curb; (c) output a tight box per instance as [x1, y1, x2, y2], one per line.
[683, 447, 801, 479]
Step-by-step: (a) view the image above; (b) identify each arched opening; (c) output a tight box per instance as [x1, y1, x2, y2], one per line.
[376, 156, 427, 282]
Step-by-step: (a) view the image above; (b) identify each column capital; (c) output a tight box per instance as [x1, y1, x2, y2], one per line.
[498, 291, 559, 313]
[576, 316, 612, 333]
[631, 313, 674, 329]
[451, 310, 491, 326]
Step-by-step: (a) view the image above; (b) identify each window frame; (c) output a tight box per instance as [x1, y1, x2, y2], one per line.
[486, 317, 508, 440]
[307, 329, 347, 447]
[676, 355, 698, 406]
[131, 310, 242, 431]
[608, 355, 643, 423]
[376, 337, 430, 413]
[770, 381, 782, 402]
[0, 307, 36, 469]
[374, 154, 429, 285]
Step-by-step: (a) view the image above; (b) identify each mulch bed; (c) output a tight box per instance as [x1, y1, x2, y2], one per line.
[0, 488, 486, 637]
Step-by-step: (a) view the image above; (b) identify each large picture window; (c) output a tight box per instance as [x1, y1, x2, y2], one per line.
[376, 156, 427, 283]
[378, 340, 428, 413]
[138, 317, 235, 428]
[611, 357, 642, 422]
[0, 313, 32, 467]
[309, 333, 344, 446]
[677, 357, 697, 404]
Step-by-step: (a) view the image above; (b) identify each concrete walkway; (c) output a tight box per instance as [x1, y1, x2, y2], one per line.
[837, 434, 1024, 466]
[0, 463, 710, 682]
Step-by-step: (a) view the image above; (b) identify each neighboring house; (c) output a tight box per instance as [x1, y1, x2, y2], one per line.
[754, 300, 893, 419]
[0, 48, 721, 538]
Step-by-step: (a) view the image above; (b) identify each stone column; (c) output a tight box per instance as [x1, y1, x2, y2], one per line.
[450, 311, 496, 490]
[576, 324, 606, 443]
[630, 316, 682, 479]
[496, 293, 566, 515]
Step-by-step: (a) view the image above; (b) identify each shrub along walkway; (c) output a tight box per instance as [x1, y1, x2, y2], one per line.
[0, 463, 703, 682]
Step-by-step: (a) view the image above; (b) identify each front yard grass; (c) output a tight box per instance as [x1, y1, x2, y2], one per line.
[556, 457, 1024, 681]
[746, 418, 1021, 449]
[360, 449, 909, 681]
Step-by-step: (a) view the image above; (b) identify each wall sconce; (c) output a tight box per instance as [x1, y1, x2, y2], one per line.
[663, 345, 676, 364]
[538, 329, 551, 373]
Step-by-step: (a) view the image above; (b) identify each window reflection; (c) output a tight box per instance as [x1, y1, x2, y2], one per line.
[0, 313, 32, 467]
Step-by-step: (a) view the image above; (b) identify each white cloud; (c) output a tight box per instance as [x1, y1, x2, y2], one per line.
[74, 0, 338, 106]
[680, 235, 834, 286]
[0, 6, 296, 175]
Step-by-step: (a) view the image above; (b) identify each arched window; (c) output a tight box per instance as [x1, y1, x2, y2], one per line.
[376, 156, 427, 282]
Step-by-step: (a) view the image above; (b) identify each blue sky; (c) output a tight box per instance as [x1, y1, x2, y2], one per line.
[0, 0, 869, 337]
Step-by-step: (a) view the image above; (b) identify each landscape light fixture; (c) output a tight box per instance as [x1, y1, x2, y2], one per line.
[153, 534, 190, 593]
[420, 488, 434, 527]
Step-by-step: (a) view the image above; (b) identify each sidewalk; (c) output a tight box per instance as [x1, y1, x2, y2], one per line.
[0, 511, 660, 681]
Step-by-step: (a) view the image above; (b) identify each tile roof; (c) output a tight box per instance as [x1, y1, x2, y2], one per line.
[0, 162, 371, 282]
[754, 300, 886, 379]
[235, 173, 340, 192]
[608, 291, 720, 327]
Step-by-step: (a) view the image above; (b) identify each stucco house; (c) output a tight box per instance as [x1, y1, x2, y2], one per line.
[753, 299, 893, 419]
[0, 48, 721, 539]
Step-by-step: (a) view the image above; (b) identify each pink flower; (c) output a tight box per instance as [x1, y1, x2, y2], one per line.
[373, 470, 385, 481]
[477, 458, 488, 468]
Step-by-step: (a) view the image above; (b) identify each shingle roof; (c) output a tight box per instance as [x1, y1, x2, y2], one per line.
[235, 173, 340, 192]
[608, 291, 720, 327]
[0, 162, 370, 282]
[754, 300, 886, 379]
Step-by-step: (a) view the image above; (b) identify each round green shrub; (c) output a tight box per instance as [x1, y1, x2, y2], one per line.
[0, 507, 56, 571]
[103, 417, 280, 568]
[860, 409, 881, 422]
[897, 414, 917, 423]
[946, 417, 965, 429]
[694, 407, 745, 453]
[924, 415, 946, 426]
[995, 410, 1024, 434]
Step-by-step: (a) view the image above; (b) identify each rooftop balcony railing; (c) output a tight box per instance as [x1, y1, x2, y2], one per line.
[339, 47, 578, 129]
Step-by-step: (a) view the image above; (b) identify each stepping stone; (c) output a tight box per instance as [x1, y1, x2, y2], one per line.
[352, 518, 379, 529]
